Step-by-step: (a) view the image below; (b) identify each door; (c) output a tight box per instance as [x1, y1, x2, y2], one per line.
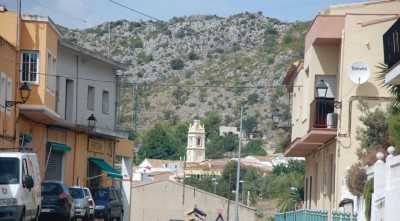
[22, 158, 34, 220]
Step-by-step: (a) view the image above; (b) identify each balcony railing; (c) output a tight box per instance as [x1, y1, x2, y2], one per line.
[383, 19, 400, 70]
[309, 99, 338, 129]
[275, 209, 358, 221]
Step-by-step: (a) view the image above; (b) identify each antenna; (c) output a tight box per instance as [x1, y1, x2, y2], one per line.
[348, 60, 370, 84]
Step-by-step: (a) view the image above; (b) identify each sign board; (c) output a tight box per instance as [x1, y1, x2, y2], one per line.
[88, 138, 105, 153]
[217, 209, 223, 214]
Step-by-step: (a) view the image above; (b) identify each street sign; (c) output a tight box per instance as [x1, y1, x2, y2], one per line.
[217, 209, 223, 214]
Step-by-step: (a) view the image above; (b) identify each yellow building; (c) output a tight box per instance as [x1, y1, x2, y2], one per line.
[281, 1, 399, 219]
[0, 7, 133, 191]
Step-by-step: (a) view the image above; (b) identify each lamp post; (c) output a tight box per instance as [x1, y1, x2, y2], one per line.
[291, 187, 297, 221]
[6, 82, 31, 107]
[315, 79, 342, 108]
[240, 180, 244, 204]
[185, 175, 191, 186]
[339, 198, 354, 221]
[211, 178, 218, 194]
[87, 114, 97, 131]
[271, 110, 291, 132]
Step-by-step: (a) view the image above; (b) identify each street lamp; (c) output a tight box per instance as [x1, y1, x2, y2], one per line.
[315, 79, 342, 109]
[211, 178, 218, 194]
[339, 198, 354, 221]
[271, 110, 290, 132]
[185, 175, 191, 186]
[87, 114, 97, 131]
[290, 187, 298, 221]
[240, 180, 244, 204]
[6, 82, 31, 107]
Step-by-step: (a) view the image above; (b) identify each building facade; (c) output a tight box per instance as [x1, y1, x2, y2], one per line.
[186, 115, 206, 163]
[0, 5, 133, 199]
[281, 1, 400, 219]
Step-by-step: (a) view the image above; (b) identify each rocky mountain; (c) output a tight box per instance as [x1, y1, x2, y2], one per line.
[59, 12, 310, 146]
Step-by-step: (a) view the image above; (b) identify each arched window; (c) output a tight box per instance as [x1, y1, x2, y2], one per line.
[197, 137, 201, 146]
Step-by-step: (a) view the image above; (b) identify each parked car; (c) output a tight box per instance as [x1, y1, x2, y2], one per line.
[90, 187, 123, 221]
[83, 187, 95, 220]
[69, 186, 90, 221]
[0, 150, 41, 221]
[40, 180, 75, 221]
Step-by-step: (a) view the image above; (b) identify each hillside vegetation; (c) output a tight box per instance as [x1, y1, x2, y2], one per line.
[59, 12, 311, 148]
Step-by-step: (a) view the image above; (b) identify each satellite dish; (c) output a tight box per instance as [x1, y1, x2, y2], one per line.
[348, 60, 370, 84]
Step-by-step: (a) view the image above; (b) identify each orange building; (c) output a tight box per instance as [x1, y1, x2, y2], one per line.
[0, 7, 133, 191]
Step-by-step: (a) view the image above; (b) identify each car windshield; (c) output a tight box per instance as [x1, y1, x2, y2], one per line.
[84, 188, 91, 197]
[92, 189, 109, 200]
[69, 188, 84, 199]
[0, 158, 19, 184]
[42, 183, 63, 196]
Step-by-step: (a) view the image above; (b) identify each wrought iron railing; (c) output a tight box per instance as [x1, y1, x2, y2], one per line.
[383, 19, 400, 69]
[309, 99, 337, 129]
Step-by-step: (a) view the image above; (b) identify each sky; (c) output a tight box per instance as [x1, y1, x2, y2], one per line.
[1, 0, 373, 29]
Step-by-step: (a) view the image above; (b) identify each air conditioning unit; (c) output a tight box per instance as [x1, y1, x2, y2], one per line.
[327, 113, 338, 128]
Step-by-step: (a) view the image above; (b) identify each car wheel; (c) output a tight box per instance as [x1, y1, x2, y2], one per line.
[83, 208, 89, 221]
[19, 209, 25, 221]
[32, 207, 40, 221]
[89, 213, 94, 221]
[117, 211, 123, 221]
[104, 210, 111, 221]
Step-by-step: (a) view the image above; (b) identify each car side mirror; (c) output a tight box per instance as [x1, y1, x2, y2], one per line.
[24, 175, 34, 189]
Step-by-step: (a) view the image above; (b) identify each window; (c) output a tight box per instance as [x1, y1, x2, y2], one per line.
[6, 78, 11, 113]
[197, 137, 201, 146]
[87, 86, 95, 110]
[102, 90, 109, 114]
[21, 51, 39, 83]
[46, 52, 56, 93]
[0, 74, 5, 110]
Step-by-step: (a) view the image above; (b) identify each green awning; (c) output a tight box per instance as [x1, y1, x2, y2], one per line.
[22, 134, 32, 143]
[49, 142, 71, 152]
[88, 157, 122, 179]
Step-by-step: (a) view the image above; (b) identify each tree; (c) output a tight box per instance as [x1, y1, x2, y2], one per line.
[172, 85, 185, 101]
[242, 139, 266, 157]
[222, 133, 239, 152]
[242, 115, 258, 134]
[136, 120, 180, 163]
[205, 135, 225, 159]
[221, 161, 246, 192]
[188, 51, 199, 60]
[170, 58, 184, 70]
[202, 110, 222, 136]
[247, 93, 259, 105]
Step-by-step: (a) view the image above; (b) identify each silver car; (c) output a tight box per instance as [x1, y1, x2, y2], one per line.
[69, 186, 90, 221]
[84, 187, 95, 220]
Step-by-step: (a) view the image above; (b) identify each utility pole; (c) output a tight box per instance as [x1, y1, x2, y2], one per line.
[226, 174, 232, 221]
[234, 106, 244, 221]
[133, 74, 139, 132]
[108, 22, 111, 57]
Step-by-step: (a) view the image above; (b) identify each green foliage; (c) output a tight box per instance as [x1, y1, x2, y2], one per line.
[242, 115, 258, 134]
[243, 139, 266, 157]
[247, 93, 259, 105]
[170, 58, 185, 70]
[175, 31, 185, 38]
[221, 161, 247, 192]
[389, 111, 400, 155]
[205, 135, 225, 159]
[222, 133, 239, 152]
[172, 85, 186, 101]
[202, 110, 222, 136]
[136, 120, 182, 163]
[376, 63, 400, 105]
[346, 163, 367, 197]
[355, 101, 390, 160]
[363, 178, 373, 221]
[272, 160, 305, 176]
[137, 52, 153, 64]
[188, 51, 199, 60]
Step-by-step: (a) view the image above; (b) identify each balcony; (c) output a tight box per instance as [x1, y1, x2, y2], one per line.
[384, 19, 400, 85]
[284, 99, 338, 157]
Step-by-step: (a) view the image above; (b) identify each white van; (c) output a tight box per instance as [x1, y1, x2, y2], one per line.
[0, 150, 41, 221]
